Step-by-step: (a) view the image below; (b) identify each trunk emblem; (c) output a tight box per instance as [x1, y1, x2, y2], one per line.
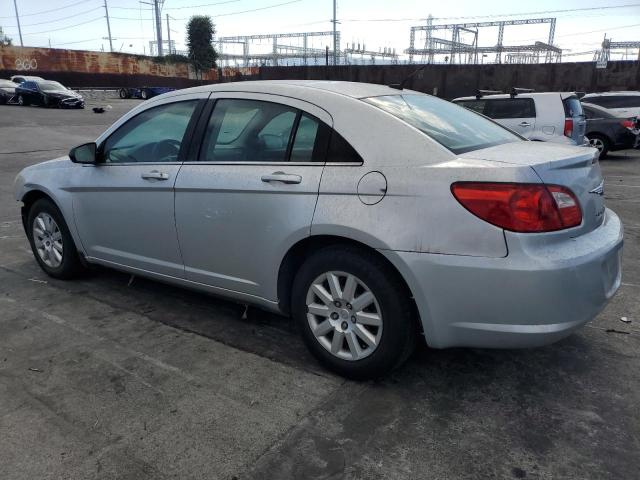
[589, 181, 604, 196]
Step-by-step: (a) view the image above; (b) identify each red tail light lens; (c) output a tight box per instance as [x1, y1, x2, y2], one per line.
[564, 119, 574, 137]
[620, 119, 635, 129]
[451, 182, 582, 232]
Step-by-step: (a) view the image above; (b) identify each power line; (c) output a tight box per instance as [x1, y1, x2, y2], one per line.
[12, 7, 103, 28]
[164, 0, 241, 10]
[171, 0, 304, 20]
[20, 16, 105, 36]
[337, 3, 640, 23]
[0, 0, 95, 19]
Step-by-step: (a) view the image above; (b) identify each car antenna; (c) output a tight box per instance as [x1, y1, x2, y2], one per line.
[389, 64, 429, 90]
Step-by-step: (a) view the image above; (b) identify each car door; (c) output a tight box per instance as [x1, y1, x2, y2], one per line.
[484, 98, 536, 137]
[20, 81, 37, 103]
[174, 93, 332, 301]
[71, 94, 206, 277]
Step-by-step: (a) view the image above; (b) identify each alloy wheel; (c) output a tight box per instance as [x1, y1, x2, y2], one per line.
[306, 271, 383, 361]
[589, 137, 605, 152]
[32, 212, 63, 268]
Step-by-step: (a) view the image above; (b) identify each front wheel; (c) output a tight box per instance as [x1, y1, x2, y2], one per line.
[119, 88, 129, 99]
[140, 89, 148, 100]
[292, 246, 416, 379]
[27, 198, 85, 279]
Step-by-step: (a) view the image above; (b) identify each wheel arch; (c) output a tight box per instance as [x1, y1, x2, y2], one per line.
[277, 235, 421, 329]
[20, 189, 58, 231]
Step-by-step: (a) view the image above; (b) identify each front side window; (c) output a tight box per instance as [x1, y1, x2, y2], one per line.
[485, 98, 536, 119]
[102, 100, 198, 163]
[364, 94, 520, 154]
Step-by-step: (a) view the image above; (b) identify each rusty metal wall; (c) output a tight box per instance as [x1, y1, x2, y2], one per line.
[258, 61, 640, 99]
[2, 46, 638, 95]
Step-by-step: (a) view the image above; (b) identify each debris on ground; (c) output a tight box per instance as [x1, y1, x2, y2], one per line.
[606, 329, 630, 334]
[28, 278, 47, 284]
[620, 316, 631, 323]
[28, 367, 43, 372]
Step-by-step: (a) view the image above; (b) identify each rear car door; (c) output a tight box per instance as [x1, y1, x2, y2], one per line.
[174, 93, 332, 301]
[71, 94, 206, 277]
[484, 98, 536, 137]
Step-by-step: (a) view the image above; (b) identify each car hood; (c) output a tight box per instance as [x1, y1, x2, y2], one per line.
[47, 91, 82, 99]
[22, 156, 71, 173]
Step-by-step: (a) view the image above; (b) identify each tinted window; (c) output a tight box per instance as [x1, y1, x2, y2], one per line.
[22, 81, 36, 90]
[291, 114, 323, 162]
[327, 129, 363, 163]
[584, 96, 640, 108]
[201, 99, 328, 163]
[455, 99, 487, 114]
[364, 94, 520, 154]
[583, 105, 613, 119]
[485, 98, 536, 119]
[563, 97, 584, 117]
[103, 100, 197, 163]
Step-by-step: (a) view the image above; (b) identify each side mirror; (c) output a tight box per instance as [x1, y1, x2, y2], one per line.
[69, 142, 98, 164]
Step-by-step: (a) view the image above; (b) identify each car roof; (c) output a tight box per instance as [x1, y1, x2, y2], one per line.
[170, 80, 412, 100]
[453, 92, 576, 101]
[583, 91, 640, 97]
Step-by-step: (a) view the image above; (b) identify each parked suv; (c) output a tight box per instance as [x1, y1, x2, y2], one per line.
[453, 90, 587, 146]
[582, 91, 640, 118]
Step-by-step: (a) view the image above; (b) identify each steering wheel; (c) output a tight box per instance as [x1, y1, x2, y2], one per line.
[151, 139, 182, 162]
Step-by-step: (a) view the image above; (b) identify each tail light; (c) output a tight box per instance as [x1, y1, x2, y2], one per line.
[451, 182, 582, 233]
[620, 119, 635, 129]
[564, 118, 574, 137]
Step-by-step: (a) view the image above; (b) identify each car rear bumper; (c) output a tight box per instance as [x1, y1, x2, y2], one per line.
[384, 208, 623, 349]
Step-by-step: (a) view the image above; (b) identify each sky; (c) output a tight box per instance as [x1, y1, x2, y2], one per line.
[1, 0, 639, 63]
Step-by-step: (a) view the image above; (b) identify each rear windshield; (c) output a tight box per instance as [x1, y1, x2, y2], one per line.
[364, 94, 521, 154]
[563, 96, 584, 117]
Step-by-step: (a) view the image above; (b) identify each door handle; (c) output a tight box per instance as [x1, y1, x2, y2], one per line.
[518, 122, 532, 127]
[141, 170, 169, 181]
[261, 172, 302, 184]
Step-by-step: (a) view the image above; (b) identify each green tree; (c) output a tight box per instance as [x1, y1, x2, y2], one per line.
[187, 16, 218, 78]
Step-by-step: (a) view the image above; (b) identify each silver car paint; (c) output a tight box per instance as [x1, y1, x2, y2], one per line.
[14, 81, 623, 349]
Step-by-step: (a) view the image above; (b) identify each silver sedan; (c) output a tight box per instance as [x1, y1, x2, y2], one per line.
[14, 81, 623, 379]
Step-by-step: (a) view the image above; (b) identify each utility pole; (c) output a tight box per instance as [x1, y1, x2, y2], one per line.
[154, 0, 163, 56]
[166, 14, 171, 55]
[13, 0, 23, 47]
[103, 0, 113, 52]
[332, 0, 337, 65]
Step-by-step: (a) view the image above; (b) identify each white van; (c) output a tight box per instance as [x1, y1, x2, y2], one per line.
[453, 90, 587, 146]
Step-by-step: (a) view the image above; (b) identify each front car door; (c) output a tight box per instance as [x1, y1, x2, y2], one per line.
[71, 94, 206, 277]
[484, 98, 536, 137]
[174, 93, 332, 302]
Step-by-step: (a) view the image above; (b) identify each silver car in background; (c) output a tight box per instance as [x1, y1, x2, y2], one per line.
[14, 81, 623, 379]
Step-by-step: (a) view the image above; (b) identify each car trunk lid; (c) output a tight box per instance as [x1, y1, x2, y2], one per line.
[459, 141, 605, 235]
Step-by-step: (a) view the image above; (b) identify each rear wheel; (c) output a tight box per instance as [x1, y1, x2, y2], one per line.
[588, 134, 610, 158]
[27, 198, 84, 279]
[119, 88, 129, 99]
[292, 246, 416, 379]
[141, 89, 148, 100]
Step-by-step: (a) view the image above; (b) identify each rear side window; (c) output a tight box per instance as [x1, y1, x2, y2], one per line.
[364, 94, 520, 154]
[200, 99, 333, 163]
[22, 81, 36, 89]
[563, 97, 584, 117]
[485, 98, 536, 119]
[455, 99, 486, 114]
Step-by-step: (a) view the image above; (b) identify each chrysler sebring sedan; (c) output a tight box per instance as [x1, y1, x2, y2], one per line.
[14, 81, 623, 378]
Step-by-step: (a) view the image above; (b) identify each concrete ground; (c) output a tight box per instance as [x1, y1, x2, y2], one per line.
[0, 99, 639, 480]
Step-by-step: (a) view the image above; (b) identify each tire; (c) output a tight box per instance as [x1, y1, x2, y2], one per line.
[588, 134, 610, 158]
[26, 198, 85, 279]
[291, 246, 417, 379]
[119, 88, 129, 99]
[141, 89, 148, 100]
[17, 94, 28, 106]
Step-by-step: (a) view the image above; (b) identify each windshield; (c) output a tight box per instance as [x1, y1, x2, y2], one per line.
[39, 81, 68, 92]
[364, 94, 521, 154]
